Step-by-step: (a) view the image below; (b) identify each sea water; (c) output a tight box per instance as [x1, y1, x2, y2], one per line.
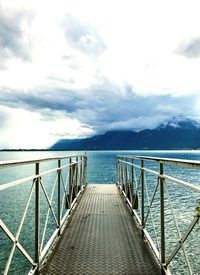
[0, 150, 200, 274]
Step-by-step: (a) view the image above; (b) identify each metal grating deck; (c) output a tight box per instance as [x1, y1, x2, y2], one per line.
[41, 184, 161, 275]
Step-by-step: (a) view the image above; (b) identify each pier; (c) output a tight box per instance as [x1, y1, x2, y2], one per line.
[41, 184, 160, 275]
[0, 154, 200, 274]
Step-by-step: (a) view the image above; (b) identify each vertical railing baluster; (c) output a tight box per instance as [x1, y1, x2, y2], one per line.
[120, 159, 123, 189]
[127, 159, 131, 201]
[58, 159, 61, 236]
[35, 162, 40, 275]
[122, 159, 124, 191]
[79, 156, 82, 191]
[125, 158, 128, 196]
[131, 158, 134, 206]
[116, 157, 118, 184]
[66, 158, 72, 209]
[83, 156, 85, 186]
[84, 153, 87, 186]
[82, 155, 84, 187]
[69, 157, 72, 207]
[119, 157, 121, 184]
[76, 157, 78, 195]
[118, 159, 121, 185]
[160, 162, 166, 273]
[83, 155, 86, 186]
[71, 161, 77, 201]
[117, 157, 119, 184]
[141, 160, 145, 236]
[122, 159, 125, 191]
[118, 158, 120, 185]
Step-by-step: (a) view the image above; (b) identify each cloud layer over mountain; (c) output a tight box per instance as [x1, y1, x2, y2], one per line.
[1, 0, 200, 148]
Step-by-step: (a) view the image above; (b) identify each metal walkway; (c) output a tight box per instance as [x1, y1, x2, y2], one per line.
[41, 184, 160, 275]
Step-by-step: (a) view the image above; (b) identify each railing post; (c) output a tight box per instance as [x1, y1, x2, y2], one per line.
[160, 162, 166, 273]
[117, 158, 120, 184]
[125, 158, 128, 196]
[35, 162, 40, 275]
[58, 159, 61, 236]
[79, 156, 82, 191]
[141, 160, 145, 235]
[68, 157, 72, 208]
[127, 158, 132, 201]
[121, 158, 125, 191]
[131, 159, 134, 204]
[116, 157, 119, 184]
[119, 158, 122, 185]
[131, 158, 138, 209]
[75, 157, 78, 195]
[84, 153, 87, 186]
[71, 161, 77, 201]
[118, 159, 121, 185]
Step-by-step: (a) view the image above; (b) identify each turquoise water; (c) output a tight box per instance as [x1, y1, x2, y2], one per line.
[0, 150, 200, 274]
[1, 149, 200, 184]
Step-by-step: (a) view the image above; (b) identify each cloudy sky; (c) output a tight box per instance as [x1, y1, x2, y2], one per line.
[1, 0, 200, 148]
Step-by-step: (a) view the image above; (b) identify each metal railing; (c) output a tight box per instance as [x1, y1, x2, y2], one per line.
[0, 154, 87, 275]
[116, 155, 200, 275]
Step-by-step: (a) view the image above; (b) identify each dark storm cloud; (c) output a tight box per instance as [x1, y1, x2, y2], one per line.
[0, 88, 79, 113]
[0, 9, 33, 61]
[0, 82, 197, 134]
[62, 14, 106, 57]
[73, 90, 195, 132]
[177, 37, 200, 58]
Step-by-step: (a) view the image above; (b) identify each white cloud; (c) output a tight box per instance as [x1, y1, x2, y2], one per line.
[1, 0, 200, 94]
[0, 106, 94, 149]
[1, 0, 200, 148]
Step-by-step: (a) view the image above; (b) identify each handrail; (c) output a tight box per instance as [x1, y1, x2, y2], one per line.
[116, 155, 200, 275]
[117, 155, 200, 169]
[118, 158, 200, 193]
[0, 155, 84, 168]
[0, 153, 87, 275]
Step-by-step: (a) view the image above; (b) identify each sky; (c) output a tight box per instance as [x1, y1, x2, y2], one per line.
[1, 0, 200, 148]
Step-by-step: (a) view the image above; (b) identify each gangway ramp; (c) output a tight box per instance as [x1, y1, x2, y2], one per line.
[41, 184, 160, 275]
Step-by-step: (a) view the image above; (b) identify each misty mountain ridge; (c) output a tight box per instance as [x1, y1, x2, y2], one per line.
[157, 117, 200, 130]
[50, 117, 200, 150]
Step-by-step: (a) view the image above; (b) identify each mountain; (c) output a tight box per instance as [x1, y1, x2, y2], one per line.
[50, 118, 200, 150]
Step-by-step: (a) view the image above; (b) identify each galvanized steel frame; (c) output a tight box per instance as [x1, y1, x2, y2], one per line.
[0, 153, 87, 275]
[116, 155, 200, 275]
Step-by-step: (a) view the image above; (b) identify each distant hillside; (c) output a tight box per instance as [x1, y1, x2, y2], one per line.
[50, 118, 200, 150]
